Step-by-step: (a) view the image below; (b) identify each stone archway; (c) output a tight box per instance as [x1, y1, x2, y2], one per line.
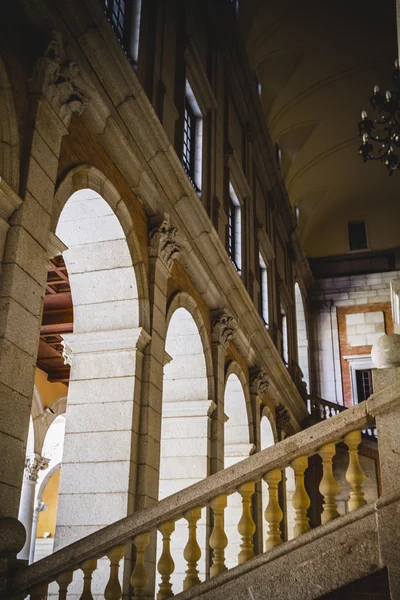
[224, 365, 254, 570]
[260, 408, 277, 546]
[49, 182, 148, 553]
[295, 282, 310, 392]
[158, 296, 212, 593]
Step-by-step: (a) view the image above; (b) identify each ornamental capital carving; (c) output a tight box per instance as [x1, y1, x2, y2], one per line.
[250, 370, 269, 397]
[32, 31, 90, 125]
[149, 213, 181, 271]
[275, 404, 291, 435]
[24, 454, 49, 483]
[211, 310, 237, 349]
[62, 340, 72, 366]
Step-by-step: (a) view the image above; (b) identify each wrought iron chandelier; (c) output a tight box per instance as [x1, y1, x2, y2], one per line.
[358, 0, 400, 174]
[358, 60, 400, 174]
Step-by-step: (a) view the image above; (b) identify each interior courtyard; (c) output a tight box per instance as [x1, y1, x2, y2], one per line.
[1, 1, 400, 598]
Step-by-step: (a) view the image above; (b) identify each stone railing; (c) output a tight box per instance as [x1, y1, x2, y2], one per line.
[308, 395, 377, 441]
[5, 388, 396, 600]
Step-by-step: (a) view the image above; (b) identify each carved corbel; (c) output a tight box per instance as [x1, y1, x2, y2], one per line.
[211, 310, 237, 350]
[275, 404, 291, 439]
[149, 213, 181, 272]
[32, 30, 92, 126]
[250, 369, 269, 398]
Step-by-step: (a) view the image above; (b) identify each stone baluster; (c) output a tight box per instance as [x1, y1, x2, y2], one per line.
[318, 442, 339, 523]
[183, 508, 202, 590]
[105, 545, 125, 600]
[290, 455, 311, 537]
[237, 482, 256, 564]
[210, 495, 228, 577]
[131, 532, 151, 597]
[80, 558, 97, 600]
[56, 571, 74, 600]
[344, 430, 366, 511]
[263, 469, 283, 550]
[157, 520, 176, 599]
[29, 583, 48, 600]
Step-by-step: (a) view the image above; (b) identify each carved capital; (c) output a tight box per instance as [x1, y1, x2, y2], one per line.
[24, 454, 49, 483]
[32, 31, 90, 125]
[149, 213, 181, 271]
[211, 310, 237, 349]
[62, 340, 72, 366]
[250, 370, 269, 397]
[275, 404, 291, 435]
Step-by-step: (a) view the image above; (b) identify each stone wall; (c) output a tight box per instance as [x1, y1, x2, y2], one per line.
[311, 271, 399, 404]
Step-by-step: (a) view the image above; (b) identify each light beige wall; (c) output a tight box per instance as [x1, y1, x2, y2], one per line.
[305, 198, 400, 257]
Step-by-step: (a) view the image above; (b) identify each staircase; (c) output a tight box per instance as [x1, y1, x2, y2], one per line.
[3, 371, 400, 600]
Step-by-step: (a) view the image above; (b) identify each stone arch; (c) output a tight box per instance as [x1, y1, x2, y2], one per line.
[50, 170, 150, 555]
[295, 282, 310, 391]
[224, 362, 254, 570]
[260, 406, 277, 544]
[165, 291, 213, 400]
[0, 54, 19, 192]
[54, 165, 150, 331]
[158, 294, 213, 590]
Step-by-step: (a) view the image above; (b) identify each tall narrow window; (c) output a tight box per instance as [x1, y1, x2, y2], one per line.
[281, 305, 288, 367]
[183, 81, 203, 195]
[259, 253, 269, 327]
[254, 72, 262, 98]
[348, 220, 367, 251]
[355, 369, 373, 402]
[228, 183, 241, 273]
[103, 0, 142, 66]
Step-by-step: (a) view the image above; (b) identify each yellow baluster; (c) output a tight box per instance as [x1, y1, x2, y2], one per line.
[56, 571, 74, 600]
[157, 520, 175, 599]
[29, 583, 48, 600]
[318, 442, 340, 524]
[183, 507, 202, 590]
[344, 430, 367, 511]
[79, 558, 97, 600]
[105, 545, 125, 600]
[290, 455, 311, 537]
[209, 494, 228, 577]
[131, 532, 150, 598]
[237, 481, 256, 564]
[263, 469, 283, 551]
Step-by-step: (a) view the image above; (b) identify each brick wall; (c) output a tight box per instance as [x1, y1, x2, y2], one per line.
[312, 271, 399, 404]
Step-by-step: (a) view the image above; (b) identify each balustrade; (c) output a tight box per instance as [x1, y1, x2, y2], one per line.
[7, 400, 380, 600]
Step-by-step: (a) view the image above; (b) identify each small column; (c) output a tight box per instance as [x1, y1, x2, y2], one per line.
[17, 454, 49, 560]
[29, 500, 46, 564]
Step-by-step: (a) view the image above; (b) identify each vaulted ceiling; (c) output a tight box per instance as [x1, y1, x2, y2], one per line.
[240, 0, 400, 257]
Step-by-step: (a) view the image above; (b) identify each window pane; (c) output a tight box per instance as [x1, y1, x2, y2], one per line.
[348, 220, 367, 251]
[356, 369, 373, 402]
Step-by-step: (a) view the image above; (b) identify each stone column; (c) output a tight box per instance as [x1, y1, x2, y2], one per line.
[17, 454, 49, 561]
[0, 32, 88, 519]
[371, 338, 400, 599]
[249, 370, 269, 554]
[135, 214, 181, 598]
[29, 501, 46, 564]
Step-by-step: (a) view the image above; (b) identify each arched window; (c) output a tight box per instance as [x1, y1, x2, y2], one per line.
[295, 283, 310, 391]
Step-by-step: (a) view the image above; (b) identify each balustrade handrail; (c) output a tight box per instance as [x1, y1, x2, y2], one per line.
[6, 385, 399, 597]
[307, 395, 346, 412]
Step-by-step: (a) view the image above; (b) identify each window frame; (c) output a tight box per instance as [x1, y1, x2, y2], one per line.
[228, 182, 242, 274]
[183, 80, 203, 196]
[259, 252, 269, 328]
[103, 0, 142, 67]
[348, 219, 368, 252]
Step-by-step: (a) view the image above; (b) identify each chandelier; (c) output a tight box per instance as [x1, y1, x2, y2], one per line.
[358, 59, 400, 174]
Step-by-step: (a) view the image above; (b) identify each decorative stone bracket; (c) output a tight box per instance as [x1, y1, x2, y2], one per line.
[149, 213, 181, 272]
[211, 310, 237, 350]
[23, 454, 50, 483]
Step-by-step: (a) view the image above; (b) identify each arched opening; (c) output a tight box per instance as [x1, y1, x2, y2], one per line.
[44, 187, 143, 552]
[158, 305, 211, 593]
[295, 283, 310, 392]
[224, 370, 253, 570]
[260, 412, 276, 546]
[33, 414, 66, 562]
